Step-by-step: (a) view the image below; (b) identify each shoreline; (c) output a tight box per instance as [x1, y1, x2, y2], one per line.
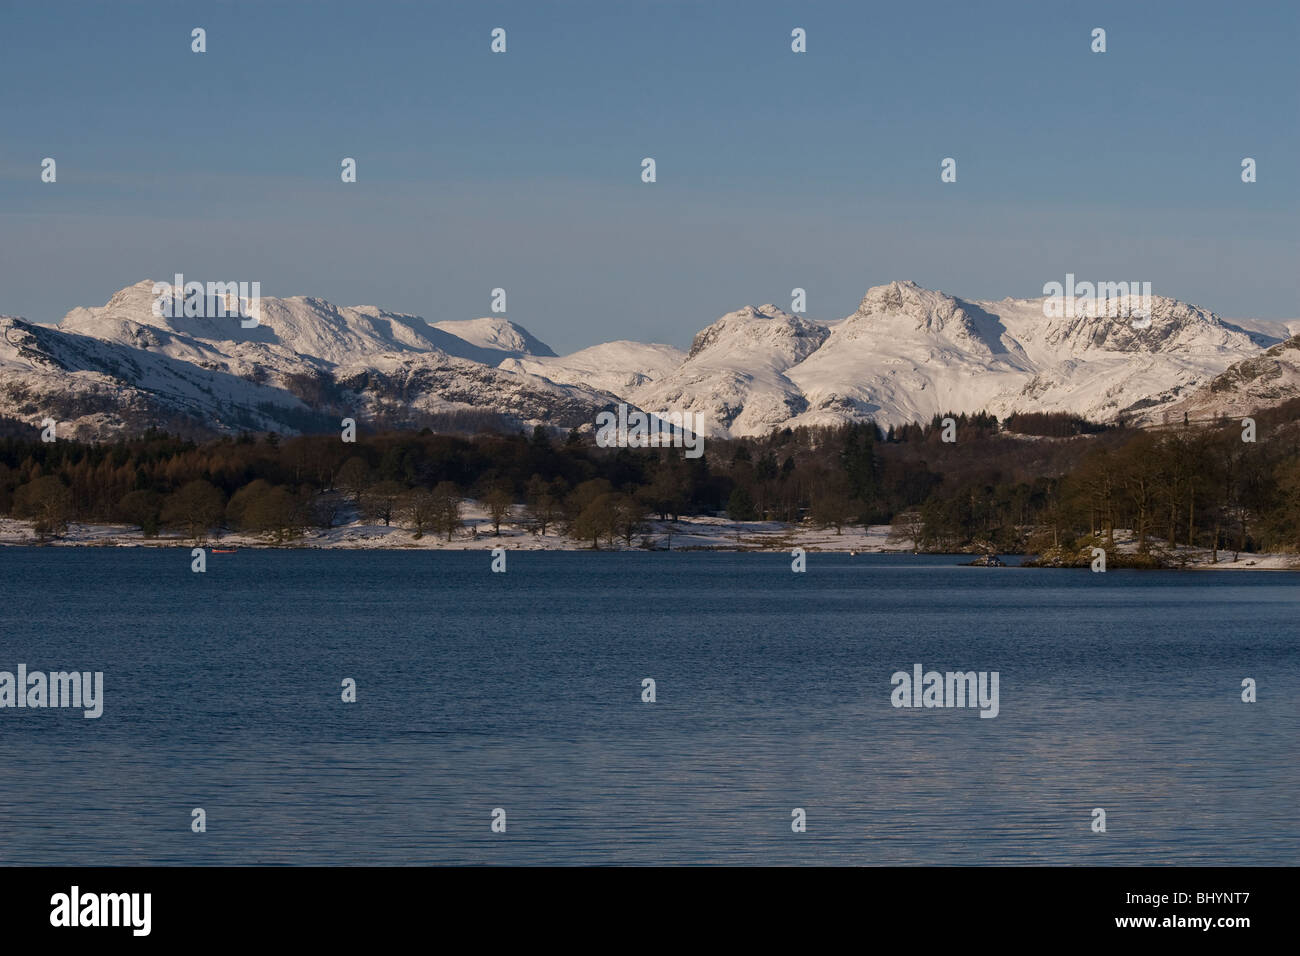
[2, 516, 1296, 570]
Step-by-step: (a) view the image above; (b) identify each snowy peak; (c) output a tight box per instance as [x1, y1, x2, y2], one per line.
[58, 282, 565, 368]
[60, 281, 444, 362]
[844, 280, 1019, 359]
[431, 317, 556, 358]
[686, 304, 830, 366]
[256, 296, 464, 361]
[853, 279, 934, 319]
[850, 280, 972, 331]
[1030, 295, 1259, 356]
[625, 305, 829, 439]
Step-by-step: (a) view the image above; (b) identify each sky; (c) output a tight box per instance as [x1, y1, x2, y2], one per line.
[1, 0, 1296, 353]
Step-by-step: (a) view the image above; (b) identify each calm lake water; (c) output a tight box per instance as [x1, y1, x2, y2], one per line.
[0, 548, 1296, 865]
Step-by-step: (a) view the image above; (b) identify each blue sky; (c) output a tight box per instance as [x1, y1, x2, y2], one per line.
[1, 0, 1296, 352]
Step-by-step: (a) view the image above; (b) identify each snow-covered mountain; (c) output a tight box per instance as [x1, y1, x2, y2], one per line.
[1222, 317, 1300, 340]
[627, 282, 1279, 435]
[0, 312, 314, 436]
[430, 317, 558, 359]
[1, 281, 618, 439]
[0, 278, 1291, 439]
[625, 305, 829, 438]
[1156, 333, 1300, 423]
[60, 280, 529, 367]
[499, 340, 687, 396]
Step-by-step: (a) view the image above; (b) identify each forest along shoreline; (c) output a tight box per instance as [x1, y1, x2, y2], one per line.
[3, 407, 1300, 570]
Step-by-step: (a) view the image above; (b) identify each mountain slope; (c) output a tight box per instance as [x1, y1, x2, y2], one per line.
[430, 317, 557, 358]
[1, 315, 316, 438]
[1155, 334, 1300, 423]
[1, 282, 618, 438]
[499, 340, 686, 395]
[627, 305, 830, 437]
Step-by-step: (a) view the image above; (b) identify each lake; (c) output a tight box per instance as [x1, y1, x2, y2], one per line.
[0, 548, 1295, 865]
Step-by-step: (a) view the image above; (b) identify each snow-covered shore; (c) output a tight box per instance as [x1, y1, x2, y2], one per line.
[1064, 534, 1300, 571]
[0, 507, 904, 554]
[2, 509, 1297, 569]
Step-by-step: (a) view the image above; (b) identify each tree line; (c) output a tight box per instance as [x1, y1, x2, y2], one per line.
[2, 402, 1298, 556]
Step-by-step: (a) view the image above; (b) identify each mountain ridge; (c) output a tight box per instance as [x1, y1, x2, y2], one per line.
[1, 279, 1293, 440]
